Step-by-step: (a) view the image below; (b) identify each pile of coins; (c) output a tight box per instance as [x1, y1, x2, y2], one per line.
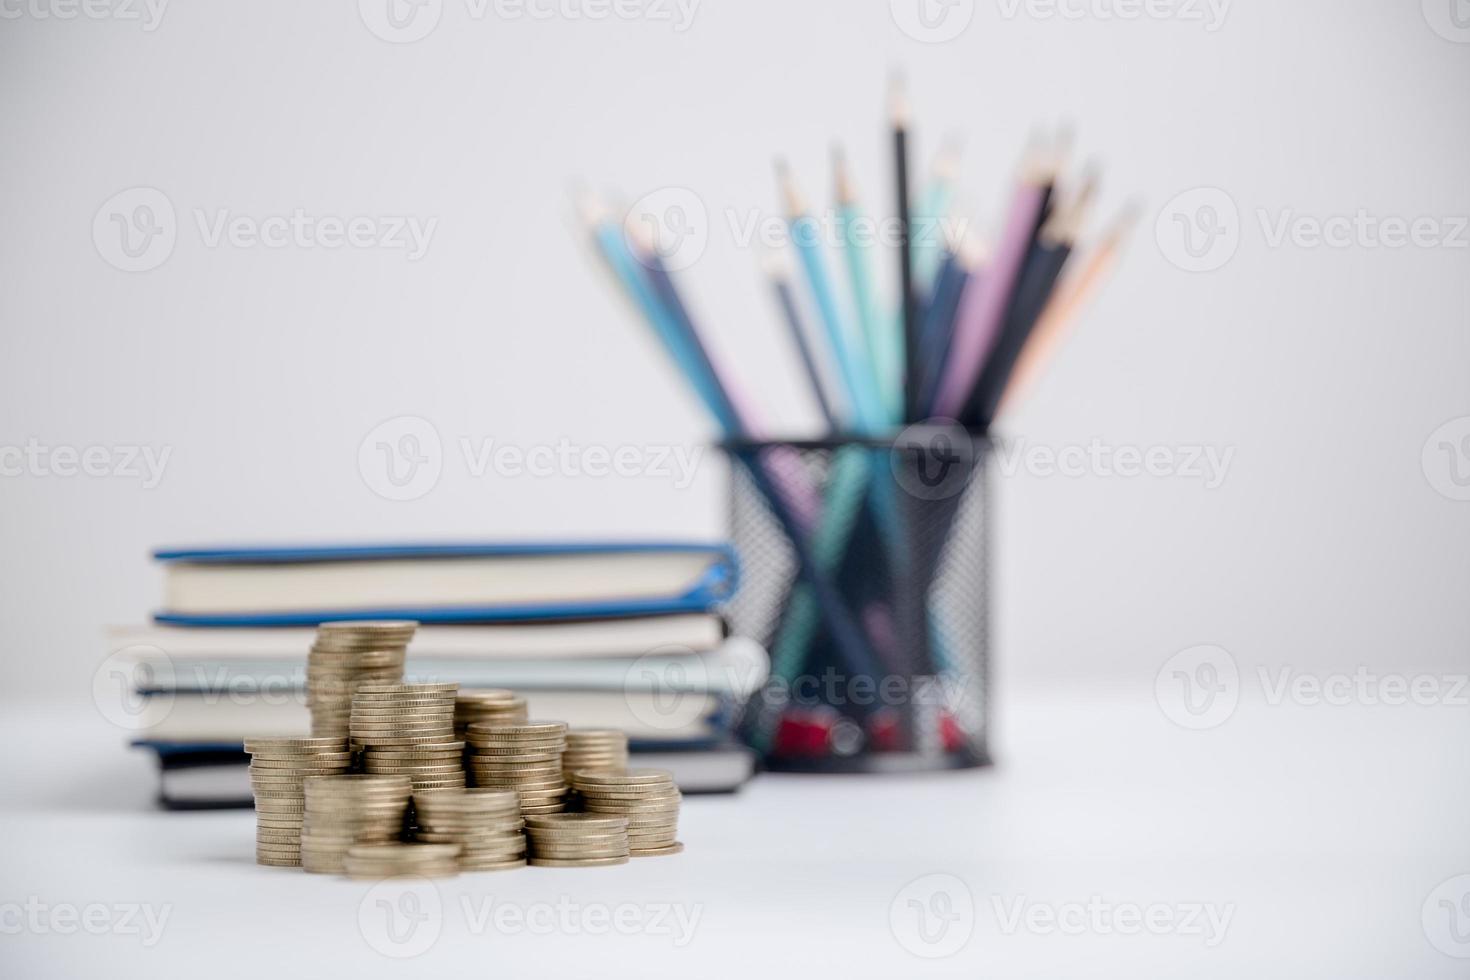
[562, 728, 630, 781]
[351, 682, 465, 792]
[245, 736, 353, 867]
[455, 689, 528, 734]
[571, 769, 683, 857]
[413, 788, 527, 871]
[300, 775, 413, 874]
[525, 814, 630, 868]
[342, 843, 461, 880]
[306, 621, 416, 736]
[465, 721, 570, 814]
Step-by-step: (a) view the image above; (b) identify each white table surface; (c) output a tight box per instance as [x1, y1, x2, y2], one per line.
[3, 685, 1466, 979]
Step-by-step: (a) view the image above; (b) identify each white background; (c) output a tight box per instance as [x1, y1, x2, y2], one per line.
[1, 1, 1468, 976]
[1, 0, 1467, 697]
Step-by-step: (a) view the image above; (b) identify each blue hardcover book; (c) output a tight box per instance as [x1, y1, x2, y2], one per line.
[152, 541, 737, 627]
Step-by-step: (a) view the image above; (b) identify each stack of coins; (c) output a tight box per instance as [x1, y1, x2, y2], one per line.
[454, 689, 528, 735]
[351, 682, 465, 792]
[562, 729, 629, 781]
[342, 843, 461, 880]
[245, 736, 353, 867]
[413, 788, 527, 871]
[524, 813, 630, 868]
[306, 621, 416, 736]
[571, 769, 683, 856]
[300, 774, 413, 874]
[465, 721, 570, 814]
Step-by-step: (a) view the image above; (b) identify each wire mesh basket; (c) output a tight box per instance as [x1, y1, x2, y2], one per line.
[724, 426, 992, 772]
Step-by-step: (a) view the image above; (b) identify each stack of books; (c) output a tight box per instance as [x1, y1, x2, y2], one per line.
[115, 542, 762, 808]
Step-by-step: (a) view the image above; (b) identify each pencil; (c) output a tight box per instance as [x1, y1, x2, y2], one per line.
[998, 203, 1136, 415]
[912, 139, 962, 301]
[916, 231, 984, 415]
[930, 139, 1053, 420]
[779, 160, 885, 434]
[765, 249, 840, 431]
[835, 147, 901, 425]
[893, 77, 918, 422]
[963, 168, 1097, 427]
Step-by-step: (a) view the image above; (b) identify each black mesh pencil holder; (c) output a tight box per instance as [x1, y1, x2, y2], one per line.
[724, 426, 992, 773]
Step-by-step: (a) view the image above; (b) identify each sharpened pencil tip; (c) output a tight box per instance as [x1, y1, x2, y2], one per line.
[574, 187, 609, 228]
[889, 73, 910, 128]
[760, 246, 793, 280]
[933, 137, 963, 181]
[833, 146, 858, 205]
[776, 160, 805, 215]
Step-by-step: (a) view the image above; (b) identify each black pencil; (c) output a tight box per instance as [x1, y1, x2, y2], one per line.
[893, 77, 918, 423]
[965, 169, 1096, 427]
[765, 251, 840, 431]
